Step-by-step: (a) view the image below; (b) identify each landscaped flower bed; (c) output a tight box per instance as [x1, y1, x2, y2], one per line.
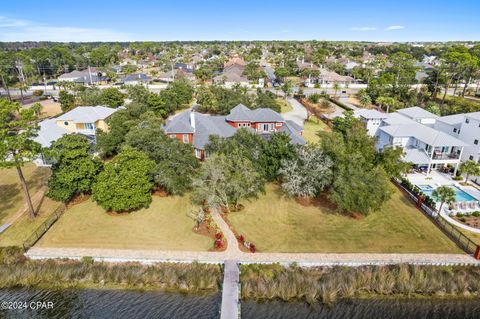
[452, 211, 480, 229]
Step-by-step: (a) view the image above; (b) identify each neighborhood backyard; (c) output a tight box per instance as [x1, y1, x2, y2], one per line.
[37, 195, 212, 251]
[227, 184, 462, 253]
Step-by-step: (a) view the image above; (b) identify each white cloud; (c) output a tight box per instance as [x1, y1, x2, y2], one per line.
[385, 25, 405, 31]
[0, 15, 131, 41]
[0, 16, 29, 28]
[351, 27, 376, 31]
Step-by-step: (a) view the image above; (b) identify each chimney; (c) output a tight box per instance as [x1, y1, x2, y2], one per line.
[190, 111, 196, 130]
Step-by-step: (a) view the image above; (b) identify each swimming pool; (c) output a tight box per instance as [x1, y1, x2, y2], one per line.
[417, 185, 478, 202]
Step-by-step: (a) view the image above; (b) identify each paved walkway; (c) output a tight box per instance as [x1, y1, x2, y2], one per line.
[220, 260, 240, 319]
[282, 98, 308, 128]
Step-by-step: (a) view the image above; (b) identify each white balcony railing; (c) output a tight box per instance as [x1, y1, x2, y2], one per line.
[76, 128, 96, 136]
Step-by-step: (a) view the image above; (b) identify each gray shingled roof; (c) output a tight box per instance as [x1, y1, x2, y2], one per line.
[164, 111, 195, 133]
[251, 108, 285, 122]
[192, 114, 236, 149]
[279, 120, 306, 145]
[56, 106, 119, 123]
[225, 104, 285, 123]
[225, 104, 252, 121]
[122, 73, 149, 83]
[165, 107, 302, 149]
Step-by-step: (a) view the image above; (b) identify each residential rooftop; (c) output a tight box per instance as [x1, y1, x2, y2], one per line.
[56, 106, 119, 124]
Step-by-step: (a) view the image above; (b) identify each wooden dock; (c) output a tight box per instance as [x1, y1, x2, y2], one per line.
[220, 260, 240, 319]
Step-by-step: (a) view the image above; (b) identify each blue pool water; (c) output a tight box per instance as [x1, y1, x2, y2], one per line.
[417, 185, 477, 202]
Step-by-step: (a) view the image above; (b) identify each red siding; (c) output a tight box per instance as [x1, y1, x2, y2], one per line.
[171, 133, 193, 144]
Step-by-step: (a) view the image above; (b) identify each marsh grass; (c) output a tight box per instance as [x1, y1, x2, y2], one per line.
[0, 247, 221, 293]
[240, 264, 480, 304]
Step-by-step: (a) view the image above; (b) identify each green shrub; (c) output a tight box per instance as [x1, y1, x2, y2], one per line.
[472, 211, 480, 217]
[0, 247, 25, 265]
[453, 176, 463, 181]
[81, 256, 94, 265]
[33, 90, 44, 96]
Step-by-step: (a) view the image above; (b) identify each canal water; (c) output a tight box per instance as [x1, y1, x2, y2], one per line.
[0, 288, 479, 318]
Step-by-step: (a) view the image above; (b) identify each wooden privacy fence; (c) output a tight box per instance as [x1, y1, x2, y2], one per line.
[23, 204, 66, 251]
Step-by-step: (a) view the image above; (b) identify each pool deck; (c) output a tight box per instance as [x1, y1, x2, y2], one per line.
[407, 171, 480, 212]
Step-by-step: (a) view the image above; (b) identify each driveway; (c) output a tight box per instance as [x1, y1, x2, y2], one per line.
[282, 97, 308, 127]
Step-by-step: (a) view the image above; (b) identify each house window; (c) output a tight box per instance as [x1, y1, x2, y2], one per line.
[85, 123, 95, 130]
[262, 124, 269, 132]
[470, 155, 474, 160]
[453, 128, 457, 133]
[466, 118, 470, 124]
[475, 139, 479, 145]
[195, 149, 202, 158]
[64, 121, 69, 126]
[182, 134, 189, 143]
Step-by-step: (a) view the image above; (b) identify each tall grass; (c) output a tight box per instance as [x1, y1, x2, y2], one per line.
[0, 247, 221, 293]
[240, 263, 480, 304]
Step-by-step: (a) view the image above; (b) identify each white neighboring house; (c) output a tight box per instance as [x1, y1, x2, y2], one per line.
[33, 106, 120, 166]
[355, 107, 468, 175]
[435, 111, 480, 184]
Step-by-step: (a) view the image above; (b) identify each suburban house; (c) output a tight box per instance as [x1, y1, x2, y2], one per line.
[58, 68, 109, 85]
[164, 104, 305, 159]
[120, 73, 150, 85]
[213, 55, 257, 88]
[435, 111, 480, 164]
[34, 106, 119, 166]
[356, 107, 468, 175]
[299, 59, 356, 87]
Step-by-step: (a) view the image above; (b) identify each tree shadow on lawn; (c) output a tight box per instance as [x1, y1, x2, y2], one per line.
[0, 168, 50, 222]
[0, 184, 21, 221]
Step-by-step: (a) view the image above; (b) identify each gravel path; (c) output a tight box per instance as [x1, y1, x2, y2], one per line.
[26, 247, 480, 266]
[27, 209, 480, 266]
[26, 204, 480, 266]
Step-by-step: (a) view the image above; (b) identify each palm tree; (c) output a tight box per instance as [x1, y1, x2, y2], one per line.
[376, 96, 397, 113]
[281, 80, 292, 99]
[359, 94, 371, 107]
[431, 186, 456, 213]
[460, 160, 480, 182]
[332, 82, 340, 98]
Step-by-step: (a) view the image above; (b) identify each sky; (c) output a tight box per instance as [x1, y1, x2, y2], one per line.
[0, 0, 479, 42]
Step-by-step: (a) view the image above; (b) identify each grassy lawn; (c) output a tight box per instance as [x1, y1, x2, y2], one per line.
[37, 195, 212, 251]
[302, 117, 329, 144]
[228, 184, 462, 253]
[277, 98, 292, 113]
[0, 197, 61, 247]
[0, 164, 51, 225]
